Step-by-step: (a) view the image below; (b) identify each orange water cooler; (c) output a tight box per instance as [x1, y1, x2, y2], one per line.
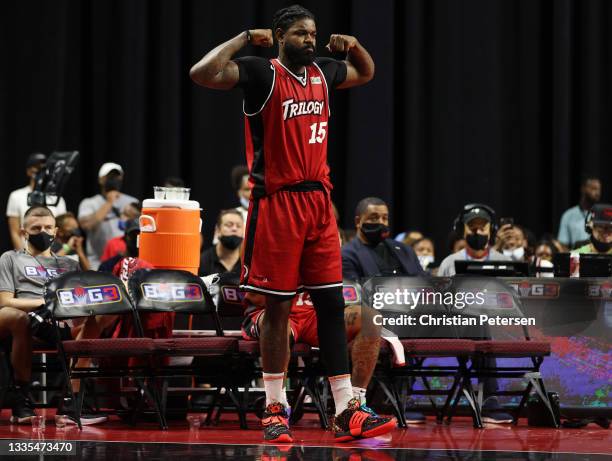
[138, 196, 201, 275]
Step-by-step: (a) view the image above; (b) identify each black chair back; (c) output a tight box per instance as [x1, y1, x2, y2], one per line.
[44, 270, 135, 319]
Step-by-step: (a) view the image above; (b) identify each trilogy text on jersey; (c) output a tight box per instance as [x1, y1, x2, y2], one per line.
[282, 99, 325, 121]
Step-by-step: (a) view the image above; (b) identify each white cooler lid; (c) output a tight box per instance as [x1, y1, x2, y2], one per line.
[142, 199, 201, 210]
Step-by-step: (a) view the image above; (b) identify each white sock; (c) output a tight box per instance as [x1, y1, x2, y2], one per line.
[263, 372, 288, 407]
[329, 374, 353, 415]
[352, 386, 367, 405]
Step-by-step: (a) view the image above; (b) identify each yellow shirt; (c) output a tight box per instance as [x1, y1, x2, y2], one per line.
[576, 243, 612, 255]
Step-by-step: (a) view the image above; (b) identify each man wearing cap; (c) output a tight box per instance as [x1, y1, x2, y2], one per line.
[6, 153, 67, 250]
[576, 203, 612, 255]
[77, 163, 137, 269]
[437, 205, 510, 277]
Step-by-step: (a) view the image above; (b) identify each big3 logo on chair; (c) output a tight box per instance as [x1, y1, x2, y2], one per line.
[57, 284, 122, 306]
[140, 283, 203, 302]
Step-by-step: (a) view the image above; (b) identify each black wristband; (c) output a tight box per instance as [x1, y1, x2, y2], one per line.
[246, 30, 252, 43]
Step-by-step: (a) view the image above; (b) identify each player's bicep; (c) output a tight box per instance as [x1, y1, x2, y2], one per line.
[336, 61, 365, 89]
[207, 60, 241, 90]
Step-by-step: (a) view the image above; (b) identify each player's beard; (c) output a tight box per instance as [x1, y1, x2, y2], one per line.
[284, 42, 316, 66]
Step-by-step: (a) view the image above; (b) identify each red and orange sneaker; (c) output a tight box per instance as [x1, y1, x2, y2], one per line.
[333, 398, 397, 442]
[262, 402, 293, 443]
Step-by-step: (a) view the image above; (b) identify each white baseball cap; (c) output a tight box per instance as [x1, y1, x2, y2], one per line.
[98, 162, 123, 178]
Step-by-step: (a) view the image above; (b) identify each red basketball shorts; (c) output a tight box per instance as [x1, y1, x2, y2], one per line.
[240, 185, 342, 298]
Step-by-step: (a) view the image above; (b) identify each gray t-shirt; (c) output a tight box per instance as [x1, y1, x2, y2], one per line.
[437, 248, 511, 277]
[78, 193, 137, 269]
[0, 250, 80, 300]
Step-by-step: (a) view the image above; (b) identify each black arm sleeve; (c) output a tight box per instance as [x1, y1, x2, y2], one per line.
[233, 56, 274, 114]
[314, 57, 348, 89]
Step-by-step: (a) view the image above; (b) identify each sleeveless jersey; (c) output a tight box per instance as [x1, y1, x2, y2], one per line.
[244, 58, 332, 198]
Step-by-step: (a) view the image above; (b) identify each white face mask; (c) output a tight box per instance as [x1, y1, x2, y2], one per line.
[418, 255, 434, 269]
[503, 246, 525, 261]
[239, 197, 250, 209]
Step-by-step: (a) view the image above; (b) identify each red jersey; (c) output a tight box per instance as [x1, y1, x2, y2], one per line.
[235, 57, 347, 198]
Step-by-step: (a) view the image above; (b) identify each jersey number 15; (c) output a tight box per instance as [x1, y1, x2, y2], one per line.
[308, 122, 327, 144]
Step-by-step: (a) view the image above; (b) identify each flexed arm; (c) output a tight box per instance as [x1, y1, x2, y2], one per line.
[326, 34, 375, 89]
[190, 29, 273, 90]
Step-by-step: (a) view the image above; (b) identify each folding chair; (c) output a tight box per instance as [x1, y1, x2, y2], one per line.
[127, 269, 246, 427]
[44, 270, 165, 429]
[366, 276, 483, 428]
[450, 276, 558, 427]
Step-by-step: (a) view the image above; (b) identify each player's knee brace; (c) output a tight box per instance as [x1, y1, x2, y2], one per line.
[309, 286, 350, 376]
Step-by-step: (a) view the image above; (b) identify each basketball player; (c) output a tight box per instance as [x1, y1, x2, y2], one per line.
[190, 5, 396, 442]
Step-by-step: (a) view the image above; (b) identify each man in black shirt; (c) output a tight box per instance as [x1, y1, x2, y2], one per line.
[199, 209, 243, 277]
[342, 197, 423, 279]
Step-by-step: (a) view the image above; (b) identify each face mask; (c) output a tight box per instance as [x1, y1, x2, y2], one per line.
[591, 235, 612, 253]
[104, 175, 123, 192]
[219, 235, 243, 250]
[27, 231, 54, 252]
[503, 246, 525, 261]
[118, 220, 127, 231]
[360, 223, 390, 246]
[465, 233, 488, 251]
[239, 197, 250, 209]
[418, 255, 434, 269]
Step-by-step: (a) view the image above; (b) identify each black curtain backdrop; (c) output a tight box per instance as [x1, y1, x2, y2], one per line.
[1, 0, 610, 256]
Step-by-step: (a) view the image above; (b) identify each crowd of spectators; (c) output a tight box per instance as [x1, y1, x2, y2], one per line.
[0, 154, 610, 426]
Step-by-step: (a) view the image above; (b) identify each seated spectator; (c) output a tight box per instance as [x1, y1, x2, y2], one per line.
[576, 203, 612, 254]
[342, 197, 423, 279]
[230, 165, 251, 224]
[98, 219, 140, 273]
[534, 240, 557, 262]
[437, 204, 510, 277]
[199, 209, 243, 276]
[100, 202, 141, 262]
[52, 212, 91, 270]
[495, 224, 528, 261]
[6, 153, 67, 250]
[242, 290, 381, 408]
[412, 237, 435, 271]
[0, 206, 107, 425]
[78, 163, 137, 269]
[558, 175, 601, 249]
[437, 204, 513, 423]
[342, 197, 423, 423]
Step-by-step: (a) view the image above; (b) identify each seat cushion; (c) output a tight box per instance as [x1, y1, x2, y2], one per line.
[400, 339, 475, 356]
[238, 340, 260, 355]
[154, 337, 238, 355]
[474, 340, 550, 356]
[62, 338, 154, 356]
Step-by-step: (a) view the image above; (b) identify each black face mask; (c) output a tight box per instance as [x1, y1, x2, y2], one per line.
[104, 175, 123, 192]
[591, 235, 612, 253]
[219, 235, 243, 250]
[466, 233, 489, 251]
[28, 232, 54, 252]
[361, 223, 390, 246]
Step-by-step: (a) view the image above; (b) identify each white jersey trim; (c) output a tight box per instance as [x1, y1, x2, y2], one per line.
[243, 63, 276, 117]
[275, 58, 308, 87]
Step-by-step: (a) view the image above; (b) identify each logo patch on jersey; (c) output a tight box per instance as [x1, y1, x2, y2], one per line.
[57, 284, 122, 307]
[24, 266, 66, 279]
[310, 76, 322, 84]
[282, 98, 325, 121]
[141, 283, 203, 302]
